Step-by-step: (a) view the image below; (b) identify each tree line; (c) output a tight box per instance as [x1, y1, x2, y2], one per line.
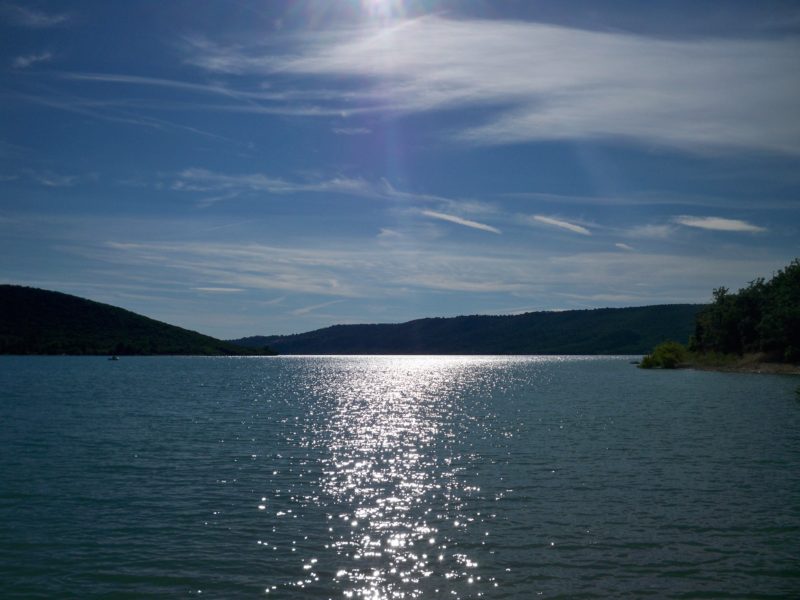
[642, 258, 799, 367]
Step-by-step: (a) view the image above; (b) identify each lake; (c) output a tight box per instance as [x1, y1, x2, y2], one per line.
[1, 355, 798, 598]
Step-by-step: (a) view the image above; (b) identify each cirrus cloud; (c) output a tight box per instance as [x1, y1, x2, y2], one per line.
[673, 216, 767, 233]
[421, 210, 501, 234]
[531, 215, 591, 236]
[2, 4, 70, 27]
[12, 51, 52, 69]
[185, 16, 800, 154]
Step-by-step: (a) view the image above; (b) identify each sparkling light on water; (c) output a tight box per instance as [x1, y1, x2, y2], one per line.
[310, 356, 494, 598]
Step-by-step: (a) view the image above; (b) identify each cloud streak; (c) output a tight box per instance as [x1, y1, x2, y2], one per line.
[170, 169, 495, 221]
[673, 216, 767, 233]
[12, 52, 52, 69]
[332, 127, 371, 135]
[531, 215, 591, 236]
[26, 170, 80, 187]
[2, 4, 69, 27]
[185, 16, 800, 154]
[96, 238, 787, 312]
[421, 210, 501, 234]
[291, 299, 345, 316]
[172, 168, 373, 202]
[192, 287, 245, 293]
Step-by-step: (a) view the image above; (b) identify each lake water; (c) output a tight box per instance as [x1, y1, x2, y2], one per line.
[1, 355, 798, 598]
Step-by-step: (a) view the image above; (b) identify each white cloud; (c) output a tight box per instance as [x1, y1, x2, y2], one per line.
[172, 168, 372, 200]
[421, 210, 501, 234]
[673, 215, 767, 233]
[27, 171, 79, 187]
[12, 52, 52, 69]
[332, 127, 371, 135]
[11, 90, 234, 142]
[291, 300, 344, 316]
[2, 4, 69, 27]
[60, 71, 308, 105]
[192, 287, 245, 293]
[615, 243, 635, 251]
[98, 238, 786, 309]
[626, 224, 674, 239]
[171, 169, 494, 221]
[531, 215, 591, 236]
[377, 227, 403, 240]
[186, 16, 800, 154]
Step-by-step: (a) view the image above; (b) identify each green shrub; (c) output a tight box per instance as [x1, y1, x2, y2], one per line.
[639, 341, 687, 369]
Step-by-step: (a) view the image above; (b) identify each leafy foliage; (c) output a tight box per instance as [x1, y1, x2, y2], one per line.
[0, 285, 274, 356]
[232, 305, 702, 355]
[640, 341, 688, 369]
[689, 259, 800, 363]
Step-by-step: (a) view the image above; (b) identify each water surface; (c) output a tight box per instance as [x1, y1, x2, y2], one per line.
[1, 356, 798, 598]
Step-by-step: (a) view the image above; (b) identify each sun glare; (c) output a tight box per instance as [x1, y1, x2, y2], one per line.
[360, 0, 407, 20]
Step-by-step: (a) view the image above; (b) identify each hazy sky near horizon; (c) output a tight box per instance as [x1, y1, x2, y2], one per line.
[2, 0, 799, 338]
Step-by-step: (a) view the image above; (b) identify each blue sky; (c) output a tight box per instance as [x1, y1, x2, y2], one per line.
[1, 0, 799, 338]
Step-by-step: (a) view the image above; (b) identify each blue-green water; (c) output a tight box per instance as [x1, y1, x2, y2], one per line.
[1, 355, 798, 598]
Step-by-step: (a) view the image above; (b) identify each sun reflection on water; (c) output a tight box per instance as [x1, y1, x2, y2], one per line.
[310, 356, 492, 599]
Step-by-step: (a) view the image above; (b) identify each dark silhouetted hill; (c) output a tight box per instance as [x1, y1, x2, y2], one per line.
[231, 305, 703, 355]
[0, 285, 274, 356]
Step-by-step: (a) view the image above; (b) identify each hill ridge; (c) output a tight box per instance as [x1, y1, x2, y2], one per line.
[0, 285, 271, 356]
[231, 304, 703, 355]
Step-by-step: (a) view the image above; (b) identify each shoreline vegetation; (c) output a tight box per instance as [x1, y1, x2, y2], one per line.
[640, 258, 800, 375]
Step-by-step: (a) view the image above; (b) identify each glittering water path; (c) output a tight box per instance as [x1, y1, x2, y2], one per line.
[1, 356, 798, 598]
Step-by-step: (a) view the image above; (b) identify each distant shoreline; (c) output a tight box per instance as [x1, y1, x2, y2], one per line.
[689, 362, 800, 376]
[683, 354, 800, 375]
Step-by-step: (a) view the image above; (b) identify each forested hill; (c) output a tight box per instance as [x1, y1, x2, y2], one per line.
[231, 304, 703, 355]
[0, 285, 272, 356]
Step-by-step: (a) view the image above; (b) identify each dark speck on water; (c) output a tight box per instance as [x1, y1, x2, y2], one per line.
[1, 355, 798, 598]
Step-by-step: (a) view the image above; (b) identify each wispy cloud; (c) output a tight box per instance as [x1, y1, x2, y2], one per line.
[57, 71, 367, 118]
[12, 51, 52, 69]
[96, 237, 787, 311]
[421, 210, 501, 234]
[171, 169, 494, 220]
[192, 287, 245, 293]
[332, 127, 371, 135]
[377, 227, 403, 240]
[186, 16, 800, 154]
[9, 90, 236, 143]
[26, 170, 79, 187]
[626, 224, 674, 239]
[291, 299, 345, 316]
[172, 168, 372, 202]
[2, 3, 70, 27]
[60, 71, 293, 104]
[615, 243, 635, 251]
[673, 215, 767, 233]
[531, 215, 591, 236]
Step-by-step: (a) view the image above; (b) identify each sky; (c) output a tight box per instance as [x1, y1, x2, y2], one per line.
[1, 0, 799, 338]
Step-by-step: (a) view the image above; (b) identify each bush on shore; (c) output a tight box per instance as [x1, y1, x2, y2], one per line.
[640, 341, 688, 369]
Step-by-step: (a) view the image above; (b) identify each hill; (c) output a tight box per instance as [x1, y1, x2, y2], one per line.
[0, 285, 273, 356]
[231, 304, 703, 355]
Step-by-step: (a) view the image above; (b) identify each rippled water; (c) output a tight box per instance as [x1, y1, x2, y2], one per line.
[1, 355, 798, 598]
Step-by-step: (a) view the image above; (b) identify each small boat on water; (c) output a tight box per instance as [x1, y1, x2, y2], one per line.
[109, 355, 120, 361]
